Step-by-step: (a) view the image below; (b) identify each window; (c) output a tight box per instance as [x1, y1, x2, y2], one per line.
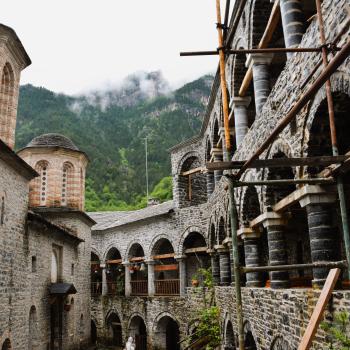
[31, 256, 37, 273]
[35, 161, 49, 206]
[51, 245, 62, 283]
[62, 162, 74, 206]
[1, 195, 4, 225]
[71, 263, 75, 276]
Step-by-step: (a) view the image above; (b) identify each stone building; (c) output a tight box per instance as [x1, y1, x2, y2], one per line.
[90, 0, 350, 349]
[0, 24, 93, 350]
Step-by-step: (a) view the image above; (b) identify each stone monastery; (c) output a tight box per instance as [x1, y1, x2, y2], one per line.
[0, 0, 350, 349]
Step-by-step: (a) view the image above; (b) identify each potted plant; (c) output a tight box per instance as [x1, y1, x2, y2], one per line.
[192, 273, 199, 287]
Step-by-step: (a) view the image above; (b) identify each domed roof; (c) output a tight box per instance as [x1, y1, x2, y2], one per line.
[26, 133, 80, 151]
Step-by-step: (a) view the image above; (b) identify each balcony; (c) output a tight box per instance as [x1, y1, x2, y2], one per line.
[131, 280, 148, 296]
[155, 279, 180, 296]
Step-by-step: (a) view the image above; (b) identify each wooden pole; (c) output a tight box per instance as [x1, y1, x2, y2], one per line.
[216, 0, 231, 151]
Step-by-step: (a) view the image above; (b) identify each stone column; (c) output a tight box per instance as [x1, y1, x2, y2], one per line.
[280, 0, 305, 57]
[238, 227, 263, 287]
[258, 212, 289, 289]
[246, 53, 274, 115]
[205, 170, 215, 196]
[299, 186, 337, 287]
[225, 238, 235, 285]
[175, 255, 187, 296]
[122, 262, 131, 297]
[145, 259, 155, 296]
[218, 246, 231, 286]
[211, 148, 223, 184]
[209, 250, 221, 286]
[230, 97, 251, 147]
[100, 263, 108, 296]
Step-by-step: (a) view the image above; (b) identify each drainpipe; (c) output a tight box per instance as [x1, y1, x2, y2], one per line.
[224, 176, 244, 350]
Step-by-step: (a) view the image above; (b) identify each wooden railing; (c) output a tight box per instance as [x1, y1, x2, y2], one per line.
[107, 282, 124, 296]
[155, 279, 180, 296]
[131, 280, 148, 296]
[91, 282, 102, 296]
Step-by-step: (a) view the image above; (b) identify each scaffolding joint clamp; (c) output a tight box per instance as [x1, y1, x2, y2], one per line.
[216, 22, 229, 30]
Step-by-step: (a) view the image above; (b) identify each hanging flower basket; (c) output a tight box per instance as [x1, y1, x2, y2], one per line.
[192, 279, 199, 287]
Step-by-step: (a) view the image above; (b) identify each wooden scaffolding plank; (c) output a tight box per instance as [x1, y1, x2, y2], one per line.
[152, 253, 175, 260]
[206, 155, 347, 171]
[154, 264, 179, 272]
[184, 247, 208, 254]
[298, 268, 341, 350]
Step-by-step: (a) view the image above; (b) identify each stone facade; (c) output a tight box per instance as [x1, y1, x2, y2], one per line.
[0, 25, 93, 350]
[90, 0, 350, 349]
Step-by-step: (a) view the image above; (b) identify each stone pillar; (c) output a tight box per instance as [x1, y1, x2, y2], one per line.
[258, 212, 289, 289]
[238, 227, 263, 287]
[280, 0, 305, 57]
[246, 53, 274, 115]
[299, 187, 337, 287]
[123, 262, 131, 297]
[100, 264, 107, 296]
[205, 170, 215, 196]
[175, 255, 187, 296]
[211, 148, 223, 183]
[145, 259, 155, 296]
[230, 97, 251, 147]
[218, 246, 231, 286]
[209, 250, 221, 286]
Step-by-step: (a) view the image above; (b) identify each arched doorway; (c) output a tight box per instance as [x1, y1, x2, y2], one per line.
[129, 316, 147, 350]
[155, 316, 180, 350]
[224, 320, 236, 349]
[182, 232, 209, 287]
[245, 331, 257, 350]
[2, 339, 11, 350]
[152, 238, 179, 296]
[106, 312, 123, 348]
[91, 320, 97, 345]
[105, 248, 124, 296]
[128, 243, 147, 296]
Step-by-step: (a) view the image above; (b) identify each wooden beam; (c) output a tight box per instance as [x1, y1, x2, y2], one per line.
[184, 247, 208, 254]
[154, 264, 179, 272]
[181, 167, 204, 176]
[238, 0, 280, 97]
[106, 259, 122, 264]
[206, 155, 347, 171]
[129, 257, 144, 262]
[298, 268, 341, 350]
[152, 253, 175, 260]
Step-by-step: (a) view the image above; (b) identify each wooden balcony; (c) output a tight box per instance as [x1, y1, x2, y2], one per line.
[131, 280, 148, 296]
[155, 279, 180, 296]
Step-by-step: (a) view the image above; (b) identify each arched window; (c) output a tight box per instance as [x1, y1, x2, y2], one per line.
[35, 161, 49, 206]
[62, 162, 74, 206]
[0, 63, 15, 147]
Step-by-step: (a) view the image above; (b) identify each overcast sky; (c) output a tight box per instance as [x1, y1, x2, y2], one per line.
[1, 0, 233, 95]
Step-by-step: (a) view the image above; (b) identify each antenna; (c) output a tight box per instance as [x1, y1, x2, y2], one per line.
[145, 137, 149, 203]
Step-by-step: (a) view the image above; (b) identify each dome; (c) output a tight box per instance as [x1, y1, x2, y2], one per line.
[26, 133, 80, 151]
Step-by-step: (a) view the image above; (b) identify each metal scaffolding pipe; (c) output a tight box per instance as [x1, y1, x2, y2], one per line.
[225, 176, 244, 350]
[180, 46, 330, 56]
[235, 177, 334, 187]
[234, 38, 350, 179]
[242, 260, 347, 273]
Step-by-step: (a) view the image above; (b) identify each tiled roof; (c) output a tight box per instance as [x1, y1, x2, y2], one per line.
[26, 133, 79, 151]
[89, 200, 174, 231]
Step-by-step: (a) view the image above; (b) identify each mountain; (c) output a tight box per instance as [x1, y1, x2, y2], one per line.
[16, 72, 213, 211]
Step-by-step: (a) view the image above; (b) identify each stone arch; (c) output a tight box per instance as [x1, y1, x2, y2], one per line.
[231, 37, 248, 97]
[241, 186, 261, 226]
[250, 0, 273, 48]
[0, 62, 16, 147]
[178, 226, 207, 255]
[124, 240, 146, 261]
[176, 151, 203, 175]
[1, 339, 11, 350]
[149, 234, 175, 257]
[270, 336, 291, 350]
[103, 245, 122, 262]
[91, 248, 101, 262]
[211, 115, 220, 147]
[105, 310, 123, 347]
[208, 217, 217, 249]
[128, 313, 147, 350]
[224, 318, 237, 349]
[28, 305, 39, 350]
[153, 312, 180, 350]
[218, 216, 226, 245]
[243, 321, 257, 350]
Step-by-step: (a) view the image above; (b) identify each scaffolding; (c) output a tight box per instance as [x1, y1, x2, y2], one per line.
[181, 0, 350, 349]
